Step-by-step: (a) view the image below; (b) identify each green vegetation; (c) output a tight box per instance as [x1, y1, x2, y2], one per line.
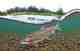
[8, 12, 57, 16]
[0, 6, 64, 16]
[55, 8, 64, 15]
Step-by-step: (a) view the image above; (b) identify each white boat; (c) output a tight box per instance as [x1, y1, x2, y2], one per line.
[0, 15, 59, 24]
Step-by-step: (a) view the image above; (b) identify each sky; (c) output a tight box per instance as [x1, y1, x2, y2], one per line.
[0, 0, 80, 12]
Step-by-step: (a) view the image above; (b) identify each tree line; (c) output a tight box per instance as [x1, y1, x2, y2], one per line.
[0, 6, 64, 16]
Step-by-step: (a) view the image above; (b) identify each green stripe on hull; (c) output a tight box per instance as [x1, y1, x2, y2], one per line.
[59, 15, 80, 32]
[0, 18, 41, 37]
